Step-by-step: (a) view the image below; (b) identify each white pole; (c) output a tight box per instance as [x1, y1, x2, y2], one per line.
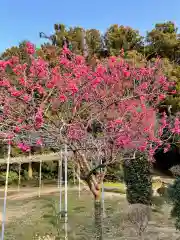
[1, 142, 11, 240]
[73, 163, 76, 185]
[78, 164, 81, 198]
[59, 150, 62, 217]
[38, 160, 42, 198]
[101, 180, 105, 217]
[64, 144, 68, 239]
[101, 159, 105, 217]
[17, 163, 21, 192]
[58, 160, 60, 189]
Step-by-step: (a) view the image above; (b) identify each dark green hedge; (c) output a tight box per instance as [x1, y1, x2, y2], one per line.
[123, 154, 152, 205]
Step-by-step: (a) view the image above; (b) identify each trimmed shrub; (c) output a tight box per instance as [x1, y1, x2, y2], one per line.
[0, 171, 18, 185]
[168, 177, 180, 230]
[123, 154, 152, 205]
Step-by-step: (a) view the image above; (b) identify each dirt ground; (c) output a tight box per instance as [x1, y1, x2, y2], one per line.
[0, 186, 180, 239]
[0, 186, 121, 223]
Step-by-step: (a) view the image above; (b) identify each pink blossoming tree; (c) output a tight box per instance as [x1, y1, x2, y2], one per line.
[0, 42, 179, 239]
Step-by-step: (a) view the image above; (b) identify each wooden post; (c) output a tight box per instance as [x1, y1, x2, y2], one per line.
[17, 163, 21, 192]
[28, 151, 33, 179]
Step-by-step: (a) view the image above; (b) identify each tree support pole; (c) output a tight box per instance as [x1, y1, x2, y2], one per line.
[64, 144, 68, 239]
[1, 143, 11, 240]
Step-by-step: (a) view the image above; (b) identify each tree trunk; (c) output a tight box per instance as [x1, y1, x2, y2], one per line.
[28, 162, 33, 179]
[94, 191, 103, 240]
[75, 152, 104, 239]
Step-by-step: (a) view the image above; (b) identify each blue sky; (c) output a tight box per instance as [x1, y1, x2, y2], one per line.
[1, 0, 180, 53]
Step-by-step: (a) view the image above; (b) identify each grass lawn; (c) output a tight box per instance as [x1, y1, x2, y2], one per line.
[0, 188, 179, 240]
[103, 182, 126, 194]
[103, 182, 125, 188]
[103, 180, 166, 194]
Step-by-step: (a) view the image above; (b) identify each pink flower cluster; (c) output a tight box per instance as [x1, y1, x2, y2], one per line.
[26, 42, 35, 55]
[17, 143, 30, 152]
[0, 43, 179, 160]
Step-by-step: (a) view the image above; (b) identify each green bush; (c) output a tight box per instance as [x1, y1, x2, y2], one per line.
[123, 154, 152, 205]
[67, 160, 76, 183]
[168, 177, 180, 230]
[0, 171, 18, 185]
[23, 170, 29, 181]
[41, 161, 57, 180]
[106, 163, 124, 182]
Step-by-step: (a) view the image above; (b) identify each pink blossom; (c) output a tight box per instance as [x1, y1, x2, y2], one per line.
[140, 96, 146, 102]
[163, 144, 171, 153]
[159, 94, 166, 101]
[17, 143, 30, 152]
[59, 94, 67, 102]
[75, 55, 84, 65]
[172, 117, 180, 134]
[14, 126, 21, 133]
[18, 77, 26, 86]
[96, 65, 107, 75]
[36, 138, 43, 146]
[158, 76, 166, 85]
[114, 119, 123, 124]
[138, 144, 147, 151]
[10, 89, 22, 97]
[69, 83, 78, 94]
[140, 82, 148, 90]
[92, 78, 102, 87]
[163, 147, 169, 153]
[123, 70, 131, 78]
[46, 81, 54, 89]
[171, 90, 177, 94]
[116, 135, 131, 148]
[35, 108, 44, 129]
[17, 118, 23, 124]
[109, 56, 116, 63]
[26, 42, 35, 55]
[67, 124, 85, 140]
[23, 95, 31, 102]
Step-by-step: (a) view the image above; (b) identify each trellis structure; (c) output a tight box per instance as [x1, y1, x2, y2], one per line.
[0, 147, 79, 240]
[0, 152, 73, 164]
[0, 137, 105, 239]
